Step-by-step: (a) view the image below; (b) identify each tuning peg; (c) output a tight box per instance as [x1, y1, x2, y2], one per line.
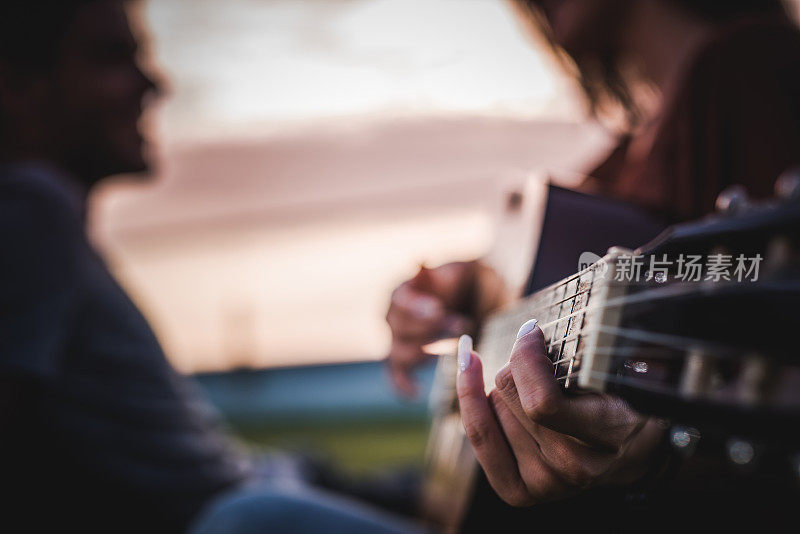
[774, 166, 800, 200]
[715, 185, 749, 213]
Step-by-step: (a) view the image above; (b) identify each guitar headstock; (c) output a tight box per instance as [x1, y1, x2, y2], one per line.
[583, 170, 800, 470]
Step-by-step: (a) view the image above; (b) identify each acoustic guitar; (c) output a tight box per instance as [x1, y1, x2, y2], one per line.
[421, 176, 800, 532]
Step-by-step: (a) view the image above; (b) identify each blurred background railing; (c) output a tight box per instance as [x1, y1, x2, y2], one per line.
[195, 360, 437, 474]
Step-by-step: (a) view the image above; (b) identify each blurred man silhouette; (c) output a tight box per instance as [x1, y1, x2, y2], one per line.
[0, 1, 421, 532]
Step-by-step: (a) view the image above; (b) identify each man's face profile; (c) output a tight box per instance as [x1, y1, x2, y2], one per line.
[0, 0, 159, 184]
[56, 0, 159, 182]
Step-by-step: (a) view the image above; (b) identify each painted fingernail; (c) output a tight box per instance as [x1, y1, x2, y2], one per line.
[516, 318, 538, 339]
[458, 334, 472, 372]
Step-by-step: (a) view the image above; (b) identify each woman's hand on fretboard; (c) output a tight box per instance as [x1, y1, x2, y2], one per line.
[456, 323, 668, 505]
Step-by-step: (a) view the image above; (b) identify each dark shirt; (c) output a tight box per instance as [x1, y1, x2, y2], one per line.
[473, 17, 800, 532]
[0, 163, 247, 531]
[566, 16, 800, 531]
[588, 17, 800, 222]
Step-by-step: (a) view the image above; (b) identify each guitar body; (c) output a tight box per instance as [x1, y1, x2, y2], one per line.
[423, 184, 667, 532]
[522, 185, 669, 294]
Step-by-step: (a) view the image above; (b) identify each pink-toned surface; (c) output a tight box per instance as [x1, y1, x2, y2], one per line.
[92, 117, 608, 372]
[88, 0, 614, 372]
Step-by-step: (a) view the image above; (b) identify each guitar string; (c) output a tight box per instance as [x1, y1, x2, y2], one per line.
[505, 282, 726, 377]
[489, 282, 708, 358]
[595, 324, 741, 354]
[547, 322, 769, 374]
[504, 271, 697, 322]
[535, 282, 706, 331]
[554, 370, 681, 397]
[488, 282, 706, 366]
[550, 345, 712, 365]
[556, 369, 765, 406]
[527, 276, 800, 330]
[484, 300, 757, 385]
[538, 269, 777, 329]
[508, 269, 799, 338]
[523, 323, 781, 385]
[483, 280, 794, 384]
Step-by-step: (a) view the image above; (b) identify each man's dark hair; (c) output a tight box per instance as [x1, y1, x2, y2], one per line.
[0, 1, 97, 74]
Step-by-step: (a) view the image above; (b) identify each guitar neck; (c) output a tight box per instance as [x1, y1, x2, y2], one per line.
[422, 249, 630, 528]
[477, 250, 629, 393]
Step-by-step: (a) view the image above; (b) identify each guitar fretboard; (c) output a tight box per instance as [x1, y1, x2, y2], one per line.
[424, 249, 629, 529]
[479, 261, 605, 391]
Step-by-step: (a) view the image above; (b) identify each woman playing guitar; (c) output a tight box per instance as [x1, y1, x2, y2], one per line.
[386, 0, 800, 530]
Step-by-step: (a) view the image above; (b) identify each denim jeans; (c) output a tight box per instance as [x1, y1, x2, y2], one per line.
[189, 482, 427, 534]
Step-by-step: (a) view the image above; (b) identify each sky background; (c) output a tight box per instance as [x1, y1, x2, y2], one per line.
[141, 0, 584, 144]
[96, 0, 603, 373]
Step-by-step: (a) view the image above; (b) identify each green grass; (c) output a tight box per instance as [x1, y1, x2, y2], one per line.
[231, 419, 431, 475]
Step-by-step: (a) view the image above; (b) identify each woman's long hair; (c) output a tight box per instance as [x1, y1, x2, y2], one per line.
[512, 0, 792, 128]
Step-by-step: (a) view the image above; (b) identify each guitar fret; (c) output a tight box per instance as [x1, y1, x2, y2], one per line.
[546, 326, 598, 351]
[571, 268, 596, 382]
[519, 257, 606, 321]
[545, 283, 566, 355]
[540, 304, 595, 330]
[557, 268, 595, 387]
[540, 288, 592, 311]
[479, 257, 604, 392]
[553, 278, 579, 380]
